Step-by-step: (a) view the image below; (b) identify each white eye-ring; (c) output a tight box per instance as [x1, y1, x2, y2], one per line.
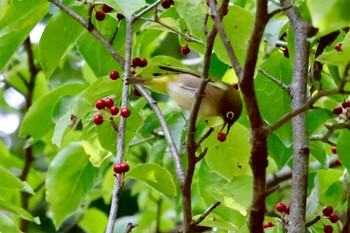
[226, 111, 235, 120]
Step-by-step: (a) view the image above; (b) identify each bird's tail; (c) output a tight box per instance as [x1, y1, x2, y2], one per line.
[125, 77, 151, 85]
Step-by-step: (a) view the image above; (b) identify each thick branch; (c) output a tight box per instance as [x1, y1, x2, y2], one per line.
[283, 1, 311, 232]
[235, 0, 269, 232]
[105, 17, 133, 233]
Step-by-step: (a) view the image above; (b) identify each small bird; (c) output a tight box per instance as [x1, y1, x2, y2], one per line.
[126, 66, 242, 135]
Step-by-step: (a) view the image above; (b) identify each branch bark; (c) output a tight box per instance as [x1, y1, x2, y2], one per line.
[282, 1, 311, 232]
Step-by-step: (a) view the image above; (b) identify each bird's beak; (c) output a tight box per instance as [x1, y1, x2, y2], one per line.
[220, 122, 232, 135]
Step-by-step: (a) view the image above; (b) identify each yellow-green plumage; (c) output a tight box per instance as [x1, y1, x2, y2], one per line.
[126, 67, 243, 134]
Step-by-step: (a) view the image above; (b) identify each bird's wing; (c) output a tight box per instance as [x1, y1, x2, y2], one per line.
[158, 66, 201, 77]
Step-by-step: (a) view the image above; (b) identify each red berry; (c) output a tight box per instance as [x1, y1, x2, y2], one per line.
[116, 13, 125, 21]
[102, 4, 113, 13]
[95, 11, 106, 21]
[121, 107, 131, 118]
[324, 225, 333, 233]
[133, 88, 142, 97]
[93, 114, 103, 125]
[275, 202, 287, 213]
[232, 83, 239, 90]
[332, 106, 342, 115]
[334, 43, 342, 52]
[109, 106, 119, 115]
[217, 132, 226, 142]
[323, 206, 334, 217]
[113, 163, 129, 173]
[329, 213, 339, 223]
[105, 98, 114, 108]
[120, 163, 130, 172]
[331, 146, 337, 154]
[161, 0, 172, 9]
[95, 99, 106, 109]
[263, 222, 275, 228]
[109, 70, 120, 80]
[139, 58, 148, 67]
[342, 100, 350, 108]
[285, 205, 290, 214]
[335, 158, 342, 166]
[132, 57, 141, 67]
[181, 44, 190, 55]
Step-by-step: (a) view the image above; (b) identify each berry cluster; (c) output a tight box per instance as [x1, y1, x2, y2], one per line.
[95, 4, 113, 21]
[93, 3, 125, 22]
[113, 162, 130, 174]
[161, 0, 174, 9]
[331, 146, 342, 166]
[132, 57, 148, 68]
[332, 100, 350, 116]
[92, 97, 131, 125]
[322, 206, 339, 233]
[263, 202, 290, 229]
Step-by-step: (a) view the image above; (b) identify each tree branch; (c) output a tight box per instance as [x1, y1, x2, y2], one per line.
[281, 1, 311, 232]
[258, 68, 290, 94]
[191, 201, 221, 227]
[105, 17, 133, 233]
[233, 0, 270, 231]
[48, 0, 125, 67]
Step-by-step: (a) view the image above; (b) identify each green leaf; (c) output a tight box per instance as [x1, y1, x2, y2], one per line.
[128, 163, 176, 199]
[306, 176, 320, 219]
[175, 0, 207, 40]
[0, 166, 24, 190]
[0, 0, 49, 71]
[77, 32, 123, 78]
[19, 83, 86, 142]
[255, 52, 293, 144]
[0, 197, 38, 223]
[213, 6, 254, 66]
[79, 208, 108, 233]
[193, 213, 238, 231]
[0, 214, 22, 233]
[197, 161, 247, 229]
[307, 109, 334, 135]
[267, 133, 292, 169]
[309, 141, 327, 165]
[52, 93, 91, 147]
[307, 0, 350, 34]
[317, 32, 350, 66]
[337, 129, 350, 171]
[104, 0, 146, 17]
[207, 176, 253, 215]
[317, 169, 343, 206]
[82, 113, 112, 167]
[84, 76, 122, 104]
[46, 143, 98, 228]
[39, 5, 85, 78]
[203, 123, 251, 179]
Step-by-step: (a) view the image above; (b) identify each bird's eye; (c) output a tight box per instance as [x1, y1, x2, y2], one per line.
[226, 111, 235, 120]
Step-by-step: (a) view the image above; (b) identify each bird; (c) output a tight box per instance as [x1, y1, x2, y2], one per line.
[126, 66, 242, 135]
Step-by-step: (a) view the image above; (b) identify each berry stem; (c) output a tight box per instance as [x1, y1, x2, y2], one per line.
[110, 117, 119, 132]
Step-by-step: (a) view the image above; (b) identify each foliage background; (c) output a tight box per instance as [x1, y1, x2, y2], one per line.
[0, 0, 350, 232]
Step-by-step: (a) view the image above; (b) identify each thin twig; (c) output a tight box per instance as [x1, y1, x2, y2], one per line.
[133, 0, 162, 21]
[305, 216, 321, 228]
[191, 201, 221, 227]
[268, 89, 350, 134]
[258, 68, 290, 94]
[134, 85, 185, 185]
[48, 0, 125, 67]
[124, 222, 138, 233]
[268, 5, 293, 18]
[196, 127, 214, 147]
[209, 0, 242, 77]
